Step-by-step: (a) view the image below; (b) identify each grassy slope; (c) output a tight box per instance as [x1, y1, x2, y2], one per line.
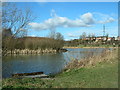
[54, 61, 118, 88]
[2, 50, 118, 88]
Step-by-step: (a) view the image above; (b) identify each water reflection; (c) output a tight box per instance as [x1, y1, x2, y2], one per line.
[3, 53, 66, 78]
[2, 48, 112, 78]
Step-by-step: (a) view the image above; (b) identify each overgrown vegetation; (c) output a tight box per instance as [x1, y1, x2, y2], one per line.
[2, 36, 64, 51]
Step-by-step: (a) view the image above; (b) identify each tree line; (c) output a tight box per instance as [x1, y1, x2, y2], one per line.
[65, 32, 120, 47]
[2, 29, 64, 51]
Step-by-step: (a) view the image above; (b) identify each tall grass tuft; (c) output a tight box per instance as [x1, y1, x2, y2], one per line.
[65, 48, 118, 70]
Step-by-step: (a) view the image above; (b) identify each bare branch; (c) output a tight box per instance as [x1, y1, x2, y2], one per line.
[2, 2, 35, 38]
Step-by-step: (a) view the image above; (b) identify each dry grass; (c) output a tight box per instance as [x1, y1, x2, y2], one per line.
[65, 48, 118, 70]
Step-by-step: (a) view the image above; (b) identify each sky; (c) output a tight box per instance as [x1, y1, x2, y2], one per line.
[3, 0, 120, 2]
[15, 2, 118, 40]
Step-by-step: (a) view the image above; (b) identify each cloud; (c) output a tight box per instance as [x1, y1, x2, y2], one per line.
[29, 10, 115, 31]
[30, 35, 36, 37]
[26, 34, 37, 37]
[29, 11, 95, 31]
[93, 12, 115, 24]
[98, 17, 115, 24]
[67, 33, 80, 38]
[80, 12, 95, 24]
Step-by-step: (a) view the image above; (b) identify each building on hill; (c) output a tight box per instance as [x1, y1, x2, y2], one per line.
[82, 36, 115, 42]
[107, 37, 112, 41]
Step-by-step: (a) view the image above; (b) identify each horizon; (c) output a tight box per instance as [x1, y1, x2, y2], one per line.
[25, 35, 119, 41]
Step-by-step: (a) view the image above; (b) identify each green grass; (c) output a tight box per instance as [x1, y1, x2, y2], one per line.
[53, 59, 118, 88]
[2, 57, 118, 88]
[77, 44, 117, 48]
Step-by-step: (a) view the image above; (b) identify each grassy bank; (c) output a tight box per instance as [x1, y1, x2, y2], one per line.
[63, 46, 118, 49]
[63, 44, 118, 48]
[2, 49, 118, 88]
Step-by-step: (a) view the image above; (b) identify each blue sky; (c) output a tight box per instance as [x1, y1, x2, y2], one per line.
[16, 2, 118, 40]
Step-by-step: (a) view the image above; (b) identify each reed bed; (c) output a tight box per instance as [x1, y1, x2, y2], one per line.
[65, 48, 118, 70]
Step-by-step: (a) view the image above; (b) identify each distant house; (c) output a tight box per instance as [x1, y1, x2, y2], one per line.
[96, 37, 102, 40]
[107, 37, 112, 41]
[95, 36, 106, 42]
[81, 37, 95, 41]
[84, 37, 90, 40]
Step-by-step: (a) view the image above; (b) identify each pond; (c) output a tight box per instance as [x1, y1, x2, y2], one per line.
[2, 48, 112, 78]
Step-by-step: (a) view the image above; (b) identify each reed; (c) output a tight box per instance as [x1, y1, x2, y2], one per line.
[65, 48, 118, 70]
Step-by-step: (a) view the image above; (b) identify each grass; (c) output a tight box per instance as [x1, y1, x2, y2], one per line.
[2, 48, 118, 88]
[64, 44, 118, 48]
[55, 63, 118, 88]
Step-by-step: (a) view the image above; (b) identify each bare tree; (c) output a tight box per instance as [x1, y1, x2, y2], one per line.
[55, 32, 64, 41]
[79, 32, 86, 40]
[2, 2, 34, 37]
[2, 2, 35, 56]
[48, 29, 56, 39]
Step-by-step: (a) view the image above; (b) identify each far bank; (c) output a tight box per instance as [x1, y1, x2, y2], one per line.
[63, 46, 118, 49]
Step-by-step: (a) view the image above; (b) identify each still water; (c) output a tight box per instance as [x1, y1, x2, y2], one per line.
[2, 48, 111, 78]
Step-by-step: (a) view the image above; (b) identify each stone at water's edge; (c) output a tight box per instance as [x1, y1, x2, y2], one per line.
[12, 71, 44, 77]
[58, 48, 68, 52]
[3, 48, 68, 55]
[21, 74, 49, 78]
[12, 71, 49, 78]
[4, 49, 57, 55]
